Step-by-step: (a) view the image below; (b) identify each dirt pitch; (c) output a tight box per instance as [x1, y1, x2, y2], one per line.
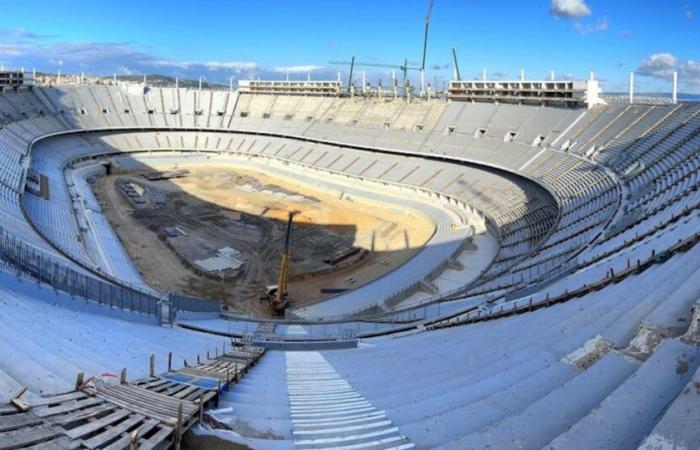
[92, 163, 435, 316]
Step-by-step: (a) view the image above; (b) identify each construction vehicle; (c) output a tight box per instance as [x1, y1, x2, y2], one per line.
[261, 211, 295, 315]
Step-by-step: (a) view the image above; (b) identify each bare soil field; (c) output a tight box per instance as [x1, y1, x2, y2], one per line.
[92, 163, 434, 316]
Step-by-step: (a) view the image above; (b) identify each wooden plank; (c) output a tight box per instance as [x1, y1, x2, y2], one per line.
[137, 425, 173, 450]
[64, 409, 131, 439]
[47, 404, 116, 427]
[23, 435, 79, 449]
[96, 383, 197, 416]
[132, 379, 170, 390]
[34, 397, 104, 418]
[161, 383, 190, 397]
[0, 424, 61, 449]
[27, 392, 87, 408]
[144, 381, 179, 394]
[0, 412, 42, 432]
[171, 386, 199, 400]
[102, 419, 159, 450]
[183, 390, 216, 404]
[94, 393, 182, 426]
[96, 393, 179, 422]
[177, 367, 227, 380]
[82, 414, 144, 449]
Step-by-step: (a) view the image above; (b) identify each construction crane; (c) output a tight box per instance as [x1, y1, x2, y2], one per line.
[451, 47, 461, 81]
[330, 0, 435, 96]
[261, 211, 296, 315]
[420, 0, 435, 94]
[329, 57, 418, 93]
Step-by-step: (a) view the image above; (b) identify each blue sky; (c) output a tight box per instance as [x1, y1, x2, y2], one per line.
[0, 0, 698, 93]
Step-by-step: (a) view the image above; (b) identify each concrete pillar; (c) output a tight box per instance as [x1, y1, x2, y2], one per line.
[550, 70, 555, 81]
[362, 70, 366, 94]
[672, 71, 678, 104]
[337, 71, 341, 83]
[482, 68, 486, 81]
[629, 72, 634, 104]
[307, 72, 311, 82]
[520, 69, 525, 82]
[420, 69, 425, 96]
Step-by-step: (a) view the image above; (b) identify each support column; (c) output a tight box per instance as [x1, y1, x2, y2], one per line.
[672, 71, 678, 104]
[629, 72, 635, 104]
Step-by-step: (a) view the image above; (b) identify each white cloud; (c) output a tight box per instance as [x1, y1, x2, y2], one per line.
[551, 0, 592, 18]
[574, 17, 609, 35]
[680, 60, 700, 85]
[153, 60, 258, 72]
[0, 45, 24, 56]
[636, 53, 678, 78]
[636, 52, 700, 87]
[272, 65, 325, 74]
[0, 28, 57, 40]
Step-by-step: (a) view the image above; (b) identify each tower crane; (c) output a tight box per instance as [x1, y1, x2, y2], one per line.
[330, 0, 435, 96]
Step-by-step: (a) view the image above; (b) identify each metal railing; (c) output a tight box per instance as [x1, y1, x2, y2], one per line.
[0, 225, 219, 316]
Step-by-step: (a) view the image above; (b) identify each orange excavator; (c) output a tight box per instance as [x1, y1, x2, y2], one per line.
[262, 211, 295, 315]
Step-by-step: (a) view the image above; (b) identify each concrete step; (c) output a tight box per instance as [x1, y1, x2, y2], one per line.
[546, 339, 700, 449]
[437, 352, 639, 449]
[639, 363, 700, 449]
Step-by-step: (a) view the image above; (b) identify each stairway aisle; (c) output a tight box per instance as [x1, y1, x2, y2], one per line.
[286, 351, 414, 450]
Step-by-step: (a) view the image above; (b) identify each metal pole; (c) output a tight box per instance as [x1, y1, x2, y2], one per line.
[629, 72, 634, 104]
[672, 71, 678, 104]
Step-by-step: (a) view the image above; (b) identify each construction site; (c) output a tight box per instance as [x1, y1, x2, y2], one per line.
[91, 163, 435, 315]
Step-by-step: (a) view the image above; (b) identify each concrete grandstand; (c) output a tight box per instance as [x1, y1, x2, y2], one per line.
[0, 72, 698, 450]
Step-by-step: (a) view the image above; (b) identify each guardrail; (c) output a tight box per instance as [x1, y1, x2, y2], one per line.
[0, 225, 219, 317]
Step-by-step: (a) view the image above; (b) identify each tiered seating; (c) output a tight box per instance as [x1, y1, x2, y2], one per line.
[209, 245, 700, 448]
[0, 130, 25, 190]
[0, 85, 699, 449]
